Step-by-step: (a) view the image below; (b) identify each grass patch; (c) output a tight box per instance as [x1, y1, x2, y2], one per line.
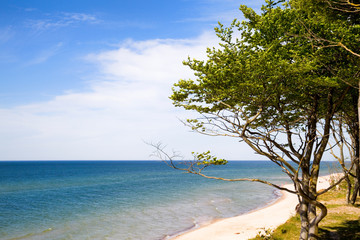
[250, 183, 360, 240]
[250, 215, 301, 240]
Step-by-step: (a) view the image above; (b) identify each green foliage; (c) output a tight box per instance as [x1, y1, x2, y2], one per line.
[192, 151, 228, 166]
[170, 0, 360, 143]
[171, 1, 353, 131]
[170, 0, 360, 238]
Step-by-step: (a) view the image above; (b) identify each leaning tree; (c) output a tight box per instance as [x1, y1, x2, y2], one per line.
[162, 2, 356, 239]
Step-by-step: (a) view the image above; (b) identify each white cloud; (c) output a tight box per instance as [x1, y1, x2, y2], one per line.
[0, 32, 259, 160]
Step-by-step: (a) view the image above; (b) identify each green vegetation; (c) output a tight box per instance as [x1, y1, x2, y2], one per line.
[153, 0, 360, 239]
[169, 0, 359, 239]
[251, 181, 360, 240]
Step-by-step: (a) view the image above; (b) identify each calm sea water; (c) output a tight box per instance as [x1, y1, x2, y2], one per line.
[0, 160, 330, 240]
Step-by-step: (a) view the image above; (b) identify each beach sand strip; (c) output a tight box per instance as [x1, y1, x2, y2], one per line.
[173, 174, 337, 240]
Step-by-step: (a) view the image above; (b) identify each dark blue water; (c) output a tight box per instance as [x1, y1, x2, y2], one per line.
[0, 161, 294, 240]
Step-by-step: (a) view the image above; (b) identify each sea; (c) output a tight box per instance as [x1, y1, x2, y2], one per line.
[0, 160, 335, 240]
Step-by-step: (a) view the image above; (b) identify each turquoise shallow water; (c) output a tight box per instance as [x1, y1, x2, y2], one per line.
[0, 161, 295, 240]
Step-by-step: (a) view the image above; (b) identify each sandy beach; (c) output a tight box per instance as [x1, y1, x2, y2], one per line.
[172, 174, 337, 240]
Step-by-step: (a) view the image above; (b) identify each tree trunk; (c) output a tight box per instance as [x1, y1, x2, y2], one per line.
[345, 174, 352, 204]
[308, 203, 318, 240]
[298, 199, 326, 240]
[351, 83, 360, 204]
[308, 198, 328, 240]
[307, 197, 318, 239]
[351, 181, 359, 204]
[351, 158, 360, 204]
[358, 81, 360, 201]
[298, 165, 314, 240]
[308, 221, 319, 240]
[338, 142, 352, 203]
[354, 81, 360, 204]
[299, 199, 309, 240]
[353, 111, 360, 204]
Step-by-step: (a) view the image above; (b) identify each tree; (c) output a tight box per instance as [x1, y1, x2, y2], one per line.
[291, 0, 360, 57]
[329, 106, 358, 204]
[167, 1, 355, 239]
[289, 0, 360, 204]
[324, 0, 360, 13]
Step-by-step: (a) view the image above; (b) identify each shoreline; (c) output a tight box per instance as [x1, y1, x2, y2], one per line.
[164, 188, 283, 240]
[169, 174, 337, 240]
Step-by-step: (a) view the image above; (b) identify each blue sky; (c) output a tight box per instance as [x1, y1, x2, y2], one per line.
[0, 0, 266, 160]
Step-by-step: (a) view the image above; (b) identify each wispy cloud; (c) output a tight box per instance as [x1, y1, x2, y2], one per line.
[27, 12, 99, 32]
[178, 9, 242, 24]
[26, 42, 63, 65]
[24, 8, 38, 12]
[178, 0, 264, 24]
[63, 12, 97, 22]
[0, 26, 15, 43]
